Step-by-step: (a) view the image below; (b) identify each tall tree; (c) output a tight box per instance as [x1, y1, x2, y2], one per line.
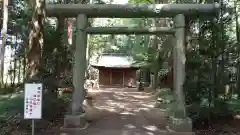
[0, 0, 9, 87]
[26, 0, 45, 79]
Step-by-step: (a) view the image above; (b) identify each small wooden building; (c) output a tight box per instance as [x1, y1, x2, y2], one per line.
[91, 54, 139, 87]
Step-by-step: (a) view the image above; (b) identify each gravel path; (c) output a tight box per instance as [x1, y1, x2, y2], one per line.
[74, 87, 168, 135]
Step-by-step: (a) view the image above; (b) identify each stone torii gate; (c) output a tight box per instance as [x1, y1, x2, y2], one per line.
[46, 3, 220, 132]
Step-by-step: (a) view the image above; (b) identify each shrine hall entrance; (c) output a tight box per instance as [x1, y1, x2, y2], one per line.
[111, 71, 124, 86]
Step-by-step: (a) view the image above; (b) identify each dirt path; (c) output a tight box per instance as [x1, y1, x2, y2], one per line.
[77, 87, 168, 135]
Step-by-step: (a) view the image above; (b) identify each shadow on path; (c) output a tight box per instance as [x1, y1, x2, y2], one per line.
[76, 87, 168, 135]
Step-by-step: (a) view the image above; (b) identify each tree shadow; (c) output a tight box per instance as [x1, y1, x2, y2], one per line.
[78, 87, 168, 135]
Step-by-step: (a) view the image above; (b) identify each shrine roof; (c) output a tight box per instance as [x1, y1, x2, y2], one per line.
[91, 53, 138, 68]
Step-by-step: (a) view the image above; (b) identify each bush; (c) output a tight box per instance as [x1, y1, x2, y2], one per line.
[0, 87, 15, 94]
[0, 92, 70, 134]
[0, 96, 23, 134]
[155, 88, 175, 109]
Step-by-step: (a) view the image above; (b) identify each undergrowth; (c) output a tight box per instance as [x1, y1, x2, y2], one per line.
[156, 88, 240, 129]
[0, 92, 71, 135]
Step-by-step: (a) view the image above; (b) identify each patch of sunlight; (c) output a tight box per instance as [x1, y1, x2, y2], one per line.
[100, 106, 118, 112]
[118, 106, 127, 110]
[141, 103, 155, 108]
[109, 102, 117, 105]
[132, 95, 150, 99]
[144, 125, 158, 131]
[121, 111, 134, 115]
[114, 92, 143, 94]
[124, 124, 136, 129]
[123, 108, 134, 112]
[113, 95, 125, 100]
[106, 99, 113, 102]
[146, 132, 154, 135]
[234, 115, 240, 119]
[87, 90, 100, 93]
[101, 105, 111, 108]
[136, 108, 150, 112]
[109, 108, 118, 112]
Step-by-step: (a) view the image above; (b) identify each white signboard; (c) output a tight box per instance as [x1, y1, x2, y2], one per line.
[24, 83, 42, 119]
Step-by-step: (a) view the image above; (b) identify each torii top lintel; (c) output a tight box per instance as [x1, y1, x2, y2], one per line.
[46, 3, 220, 18]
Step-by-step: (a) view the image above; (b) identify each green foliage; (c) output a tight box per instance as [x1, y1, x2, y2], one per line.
[0, 93, 70, 134]
[0, 96, 23, 134]
[128, 0, 153, 4]
[155, 88, 175, 110]
[227, 99, 240, 113]
[0, 96, 23, 115]
[2, 0, 240, 131]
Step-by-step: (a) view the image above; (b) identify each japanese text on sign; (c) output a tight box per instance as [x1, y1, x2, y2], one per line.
[24, 83, 42, 119]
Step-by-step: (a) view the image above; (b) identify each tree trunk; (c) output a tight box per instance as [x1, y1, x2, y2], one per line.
[211, 27, 218, 107]
[150, 0, 168, 90]
[12, 34, 18, 87]
[150, 17, 159, 90]
[0, 0, 8, 87]
[235, 1, 240, 98]
[236, 2, 240, 42]
[18, 59, 21, 84]
[85, 0, 93, 79]
[26, 0, 45, 79]
[23, 49, 26, 81]
[9, 49, 14, 86]
[10, 56, 13, 86]
[56, 16, 64, 80]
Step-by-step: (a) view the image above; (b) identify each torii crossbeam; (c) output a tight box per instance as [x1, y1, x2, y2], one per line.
[46, 4, 220, 17]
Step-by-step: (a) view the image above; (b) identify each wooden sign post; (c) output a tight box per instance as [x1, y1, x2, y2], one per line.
[24, 83, 43, 135]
